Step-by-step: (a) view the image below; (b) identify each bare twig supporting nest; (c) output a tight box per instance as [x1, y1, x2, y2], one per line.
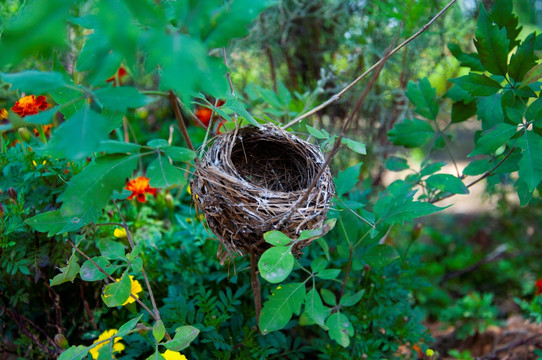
[191, 124, 334, 262]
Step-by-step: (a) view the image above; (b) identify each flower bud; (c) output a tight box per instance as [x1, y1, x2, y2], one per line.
[8, 187, 17, 201]
[363, 264, 371, 273]
[54, 334, 69, 349]
[18, 127, 32, 142]
[0, 203, 5, 217]
[411, 223, 423, 240]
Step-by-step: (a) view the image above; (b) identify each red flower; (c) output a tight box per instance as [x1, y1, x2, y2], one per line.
[125, 176, 157, 203]
[536, 278, 542, 295]
[106, 66, 128, 86]
[32, 124, 53, 138]
[11, 95, 51, 117]
[194, 107, 213, 128]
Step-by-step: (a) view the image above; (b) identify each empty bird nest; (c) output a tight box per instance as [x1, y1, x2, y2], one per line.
[190, 124, 335, 262]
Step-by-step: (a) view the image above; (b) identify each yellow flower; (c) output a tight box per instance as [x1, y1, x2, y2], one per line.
[186, 184, 192, 195]
[426, 348, 435, 357]
[114, 227, 127, 238]
[89, 329, 125, 360]
[121, 275, 143, 305]
[162, 350, 187, 360]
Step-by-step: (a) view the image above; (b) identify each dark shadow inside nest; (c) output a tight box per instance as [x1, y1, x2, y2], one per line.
[230, 136, 317, 192]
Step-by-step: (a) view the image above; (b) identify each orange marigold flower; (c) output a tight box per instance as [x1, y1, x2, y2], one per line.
[194, 107, 213, 128]
[106, 66, 128, 87]
[0, 108, 8, 124]
[32, 124, 53, 138]
[536, 278, 542, 295]
[125, 176, 157, 203]
[11, 95, 51, 117]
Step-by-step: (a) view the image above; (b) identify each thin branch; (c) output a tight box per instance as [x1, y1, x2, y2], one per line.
[168, 91, 195, 152]
[112, 200, 171, 341]
[281, 0, 457, 129]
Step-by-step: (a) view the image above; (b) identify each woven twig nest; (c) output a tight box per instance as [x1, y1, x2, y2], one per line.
[191, 124, 334, 261]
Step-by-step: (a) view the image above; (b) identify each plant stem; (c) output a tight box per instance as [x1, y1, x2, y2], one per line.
[168, 91, 195, 152]
[112, 200, 171, 341]
[281, 0, 457, 129]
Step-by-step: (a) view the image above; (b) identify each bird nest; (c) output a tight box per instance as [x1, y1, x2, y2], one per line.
[191, 124, 334, 261]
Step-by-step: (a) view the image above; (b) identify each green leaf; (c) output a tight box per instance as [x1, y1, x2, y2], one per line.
[58, 345, 89, 360]
[334, 163, 362, 196]
[94, 86, 150, 111]
[80, 256, 118, 281]
[98, 240, 126, 261]
[451, 101, 477, 123]
[263, 231, 292, 246]
[476, 94, 504, 130]
[297, 218, 337, 241]
[525, 97, 542, 123]
[362, 244, 399, 268]
[515, 178, 533, 206]
[164, 326, 200, 352]
[450, 74, 502, 97]
[425, 174, 469, 194]
[131, 257, 143, 274]
[518, 131, 542, 192]
[320, 288, 336, 306]
[24, 107, 59, 125]
[147, 139, 169, 148]
[1, 71, 68, 93]
[162, 146, 196, 162]
[304, 288, 329, 328]
[316, 238, 330, 261]
[50, 87, 85, 119]
[315, 269, 341, 280]
[306, 125, 328, 139]
[98, 141, 142, 154]
[420, 161, 446, 177]
[147, 156, 185, 188]
[117, 316, 143, 338]
[326, 312, 354, 347]
[341, 138, 366, 155]
[490, 0, 521, 50]
[227, 99, 260, 127]
[469, 123, 518, 157]
[59, 154, 139, 217]
[463, 159, 492, 176]
[41, 105, 113, 161]
[508, 33, 537, 83]
[310, 257, 328, 273]
[259, 282, 306, 334]
[25, 208, 99, 236]
[153, 320, 166, 343]
[474, 5, 510, 76]
[340, 290, 365, 307]
[375, 197, 444, 226]
[406, 78, 439, 120]
[258, 246, 295, 283]
[51, 253, 80, 286]
[387, 119, 434, 148]
[102, 273, 131, 307]
[519, 63, 542, 88]
[385, 156, 409, 171]
[447, 43, 484, 71]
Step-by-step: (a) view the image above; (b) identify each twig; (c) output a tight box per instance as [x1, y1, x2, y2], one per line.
[250, 248, 262, 325]
[112, 200, 171, 341]
[281, 0, 457, 130]
[223, 47, 236, 97]
[476, 334, 542, 360]
[168, 91, 195, 152]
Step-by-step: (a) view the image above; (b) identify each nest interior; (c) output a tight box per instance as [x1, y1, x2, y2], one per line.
[191, 124, 334, 260]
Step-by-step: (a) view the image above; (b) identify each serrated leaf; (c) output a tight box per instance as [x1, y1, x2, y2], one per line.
[387, 119, 434, 148]
[98, 239, 126, 261]
[362, 244, 399, 268]
[304, 288, 329, 328]
[474, 5, 510, 76]
[469, 123, 517, 157]
[406, 78, 439, 120]
[263, 231, 292, 246]
[375, 197, 444, 225]
[102, 273, 131, 307]
[59, 154, 139, 217]
[25, 208, 99, 236]
[40, 105, 113, 161]
[518, 131, 542, 192]
[51, 253, 80, 286]
[508, 33, 537, 83]
[164, 326, 200, 352]
[259, 282, 306, 334]
[94, 86, 150, 111]
[153, 320, 166, 343]
[451, 74, 502, 96]
[340, 290, 365, 307]
[147, 156, 185, 188]
[80, 256, 118, 281]
[447, 43, 484, 71]
[341, 138, 366, 155]
[425, 174, 469, 194]
[326, 312, 354, 347]
[490, 0, 521, 50]
[1, 71, 68, 93]
[258, 246, 295, 283]
[334, 163, 362, 196]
